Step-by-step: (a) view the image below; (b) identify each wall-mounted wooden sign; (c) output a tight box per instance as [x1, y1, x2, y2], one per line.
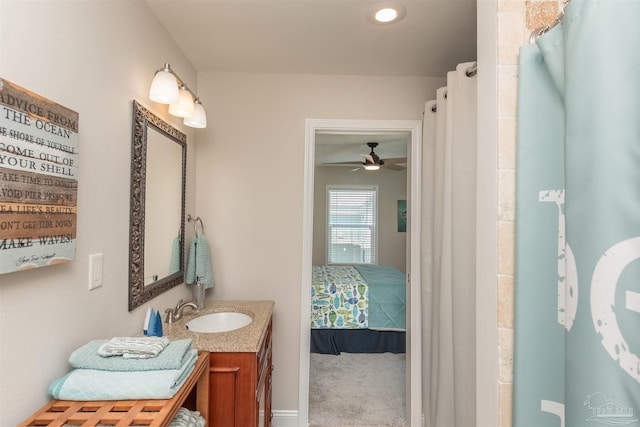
[0, 78, 78, 274]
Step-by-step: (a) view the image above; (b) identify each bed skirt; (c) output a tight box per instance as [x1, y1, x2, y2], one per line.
[310, 329, 406, 355]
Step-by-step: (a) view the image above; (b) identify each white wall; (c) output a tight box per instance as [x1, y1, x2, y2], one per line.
[475, 0, 499, 425]
[0, 1, 197, 424]
[312, 166, 407, 272]
[194, 72, 444, 411]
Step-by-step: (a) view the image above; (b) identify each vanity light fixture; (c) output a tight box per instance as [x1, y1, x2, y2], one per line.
[168, 84, 195, 118]
[184, 99, 207, 128]
[149, 65, 179, 104]
[369, 2, 406, 24]
[149, 63, 207, 128]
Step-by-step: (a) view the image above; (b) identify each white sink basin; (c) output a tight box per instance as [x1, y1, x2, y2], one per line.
[185, 312, 252, 333]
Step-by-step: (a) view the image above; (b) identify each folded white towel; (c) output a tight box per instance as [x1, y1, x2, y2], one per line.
[98, 336, 170, 359]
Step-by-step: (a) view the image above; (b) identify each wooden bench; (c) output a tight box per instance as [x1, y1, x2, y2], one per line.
[19, 351, 210, 427]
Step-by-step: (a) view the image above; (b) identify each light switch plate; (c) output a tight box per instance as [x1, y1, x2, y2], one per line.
[89, 253, 103, 290]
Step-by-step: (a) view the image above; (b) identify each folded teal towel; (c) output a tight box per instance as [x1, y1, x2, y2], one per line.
[49, 349, 197, 401]
[185, 235, 214, 289]
[69, 339, 192, 371]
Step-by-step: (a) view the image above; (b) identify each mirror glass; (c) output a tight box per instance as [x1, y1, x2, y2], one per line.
[129, 100, 187, 311]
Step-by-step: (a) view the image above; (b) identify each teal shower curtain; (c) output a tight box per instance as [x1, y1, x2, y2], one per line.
[514, 1, 640, 426]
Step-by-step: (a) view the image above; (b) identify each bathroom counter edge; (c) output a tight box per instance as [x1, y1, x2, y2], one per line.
[163, 300, 275, 353]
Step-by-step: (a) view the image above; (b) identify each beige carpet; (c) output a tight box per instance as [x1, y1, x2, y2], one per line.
[309, 352, 406, 427]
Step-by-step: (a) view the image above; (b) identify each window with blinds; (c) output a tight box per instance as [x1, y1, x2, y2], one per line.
[326, 185, 377, 264]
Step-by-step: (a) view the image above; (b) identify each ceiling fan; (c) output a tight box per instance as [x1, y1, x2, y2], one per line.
[323, 142, 407, 172]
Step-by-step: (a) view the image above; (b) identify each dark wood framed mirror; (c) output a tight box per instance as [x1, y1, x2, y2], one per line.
[128, 100, 187, 311]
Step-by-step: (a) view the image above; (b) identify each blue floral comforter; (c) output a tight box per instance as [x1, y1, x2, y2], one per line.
[311, 265, 406, 331]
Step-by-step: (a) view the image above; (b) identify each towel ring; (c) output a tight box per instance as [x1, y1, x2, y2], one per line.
[187, 214, 205, 237]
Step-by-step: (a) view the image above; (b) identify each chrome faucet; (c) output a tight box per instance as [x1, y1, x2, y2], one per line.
[165, 299, 198, 323]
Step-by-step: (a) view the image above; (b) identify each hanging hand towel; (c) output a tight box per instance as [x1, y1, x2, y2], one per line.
[169, 234, 181, 274]
[185, 235, 214, 289]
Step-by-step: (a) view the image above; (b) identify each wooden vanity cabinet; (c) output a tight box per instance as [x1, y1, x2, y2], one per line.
[208, 318, 273, 427]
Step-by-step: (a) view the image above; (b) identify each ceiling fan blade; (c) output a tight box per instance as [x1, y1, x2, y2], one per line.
[362, 154, 375, 164]
[384, 164, 406, 171]
[322, 161, 364, 166]
[382, 157, 407, 164]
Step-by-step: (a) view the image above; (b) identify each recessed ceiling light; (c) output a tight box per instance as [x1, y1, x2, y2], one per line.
[375, 8, 398, 22]
[369, 2, 406, 24]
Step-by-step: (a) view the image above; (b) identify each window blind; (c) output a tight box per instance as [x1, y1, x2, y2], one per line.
[327, 186, 377, 264]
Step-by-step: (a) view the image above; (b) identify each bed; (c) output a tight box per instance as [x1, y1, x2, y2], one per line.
[310, 264, 406, 355]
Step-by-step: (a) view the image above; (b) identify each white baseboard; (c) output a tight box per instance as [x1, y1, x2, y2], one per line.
[269, 409, 418, 426]
[272, 410, 300, 426]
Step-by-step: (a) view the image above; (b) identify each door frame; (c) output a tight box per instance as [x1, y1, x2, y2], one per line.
[298, 118, 422, 426]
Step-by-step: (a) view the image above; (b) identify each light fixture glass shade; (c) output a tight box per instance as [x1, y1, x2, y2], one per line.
[184, 102, 207, 128]
[149, 70, 179, 104]
[168, 87, 195, 118]
[364, 164, 381, 171]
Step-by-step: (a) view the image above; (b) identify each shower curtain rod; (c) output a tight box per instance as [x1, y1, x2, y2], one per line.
[529, 0, 571, 44]
[465, 62, 477, 77]
[429, 63, 477, 113]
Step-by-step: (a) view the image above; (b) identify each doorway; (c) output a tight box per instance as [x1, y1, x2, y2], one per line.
[298, 119, 422, 426]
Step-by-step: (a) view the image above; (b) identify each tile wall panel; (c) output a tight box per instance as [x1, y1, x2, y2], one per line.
[496, 1, 562, 426]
